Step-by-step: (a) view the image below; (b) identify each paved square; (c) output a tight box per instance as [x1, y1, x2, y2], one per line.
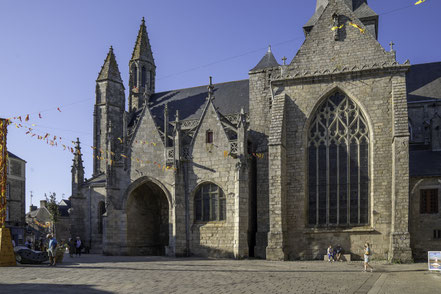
[0, 254, 440, 293]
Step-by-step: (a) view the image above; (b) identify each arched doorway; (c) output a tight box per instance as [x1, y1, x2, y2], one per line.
[126, 181, 169, 255]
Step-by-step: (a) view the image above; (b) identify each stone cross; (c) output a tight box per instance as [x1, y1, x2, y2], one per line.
[389, 41, 395, 52]
[282, 56, 287, 66]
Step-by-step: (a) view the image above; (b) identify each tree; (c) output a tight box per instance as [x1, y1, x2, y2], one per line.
[45, 192, 60, 237]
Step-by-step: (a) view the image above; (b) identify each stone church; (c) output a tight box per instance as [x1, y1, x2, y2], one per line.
[69, 0, 441, 261]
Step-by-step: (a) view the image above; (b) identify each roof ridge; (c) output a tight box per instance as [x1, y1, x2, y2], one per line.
[152, 79, 249, 96]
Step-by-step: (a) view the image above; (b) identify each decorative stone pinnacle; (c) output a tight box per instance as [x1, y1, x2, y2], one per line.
[142, 17, 145, 24]
[282, 56, 287, 66]
[268, 45, 272, 53]
[208, 76, 214, 99]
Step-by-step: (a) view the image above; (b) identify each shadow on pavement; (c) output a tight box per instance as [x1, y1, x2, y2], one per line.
[0, 283, 111, 294]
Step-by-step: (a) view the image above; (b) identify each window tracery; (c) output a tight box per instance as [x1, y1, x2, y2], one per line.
[308, 91, 369, 226]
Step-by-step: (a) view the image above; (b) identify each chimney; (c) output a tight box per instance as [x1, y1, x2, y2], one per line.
[29, 205, 37, 212]
[40, 200, 47, 208]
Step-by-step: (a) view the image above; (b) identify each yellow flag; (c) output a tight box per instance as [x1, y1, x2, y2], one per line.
[331, 24, 344, 31]
[349, 22, 365, 34]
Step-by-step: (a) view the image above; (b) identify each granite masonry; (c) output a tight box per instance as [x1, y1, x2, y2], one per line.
[69, 0, 441, 261]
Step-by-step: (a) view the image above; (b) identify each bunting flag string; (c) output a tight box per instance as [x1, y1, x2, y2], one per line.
[348, 22, 365, 34]
[331, 24, 344, 31]
[33, 219, 51, 229]
[331, 1, 430, 33]
[7, 107, 62, 123]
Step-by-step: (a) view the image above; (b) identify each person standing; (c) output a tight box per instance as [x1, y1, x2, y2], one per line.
[363, 242, 373, 272]
[335, 244, 343, 262]
[75, 236, 83, 257]
[47, 234, 58, 266]
[327, 245, 334, 262]
[68, 238, 75, 258]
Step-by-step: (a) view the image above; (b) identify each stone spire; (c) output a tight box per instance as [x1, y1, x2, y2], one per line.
[71, 138, 84, 196]
[130, 17, 154, 64]
[129, 18, 156, 112]
[97, 46, 123, 84]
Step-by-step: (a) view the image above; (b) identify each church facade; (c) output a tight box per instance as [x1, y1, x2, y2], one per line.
[69, 0, 441, 261]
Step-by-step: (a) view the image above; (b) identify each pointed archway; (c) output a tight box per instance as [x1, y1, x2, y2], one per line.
[126, 181, 169, 255]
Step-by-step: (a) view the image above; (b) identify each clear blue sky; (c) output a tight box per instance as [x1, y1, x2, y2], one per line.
[0, 0, 440, 210]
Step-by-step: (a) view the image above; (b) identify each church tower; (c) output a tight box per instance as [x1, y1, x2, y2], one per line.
[128, 17, 156, 112]
[93, 46, 125, 176]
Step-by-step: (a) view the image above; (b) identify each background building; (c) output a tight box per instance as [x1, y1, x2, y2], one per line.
[6, 151, 26, 245]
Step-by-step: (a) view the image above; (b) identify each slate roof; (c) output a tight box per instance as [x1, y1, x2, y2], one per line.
[7, 151, 25, 162]
[407, 62, 441, 102]
[148, 79, 249, 127]
[251, 47, 280, 71]
[410, 150, 441, 177]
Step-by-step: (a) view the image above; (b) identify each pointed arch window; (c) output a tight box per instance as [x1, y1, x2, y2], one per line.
[132, 65, 138, 88]
[308, 91, 369, 227]
[141, 66, 146, 88]
[194, 183, 226, 221]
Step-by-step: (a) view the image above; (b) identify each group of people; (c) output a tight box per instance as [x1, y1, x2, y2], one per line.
[327, 242, 374, 272]
[326, 244, 344, 262]
[44, 235, 84, 266]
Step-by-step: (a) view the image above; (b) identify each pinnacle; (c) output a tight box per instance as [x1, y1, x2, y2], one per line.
[97, 46, 123, 83]
[131, 17, 154, 64]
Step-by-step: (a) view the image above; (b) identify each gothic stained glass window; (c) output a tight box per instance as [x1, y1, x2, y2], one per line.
[194, 183, 226, 222]
[308, 92, 369, 226]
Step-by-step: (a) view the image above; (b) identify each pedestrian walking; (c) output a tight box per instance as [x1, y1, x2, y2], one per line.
[363, 242, 373, 272]
[47, 234, 58, 266]
[75, 236, 83, 257]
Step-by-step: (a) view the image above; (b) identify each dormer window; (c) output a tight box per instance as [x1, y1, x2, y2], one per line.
[206, 130, 213, 144]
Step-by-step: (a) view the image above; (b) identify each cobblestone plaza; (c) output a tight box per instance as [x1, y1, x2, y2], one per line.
[0, 254, 440, 293]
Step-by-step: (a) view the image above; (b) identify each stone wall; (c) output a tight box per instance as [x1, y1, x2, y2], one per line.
[409, 177, 441, 260]
[187, 101, 247, 258]
[274, 70, 410, 261]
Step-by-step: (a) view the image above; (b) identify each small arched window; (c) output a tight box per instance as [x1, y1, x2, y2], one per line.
[206, 130, 214, 144]
[141, 66, 146, 88]
[98, 201, 106, 234]
[194, 183, 226, 221]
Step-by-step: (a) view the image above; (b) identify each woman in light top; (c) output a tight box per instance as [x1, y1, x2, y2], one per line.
[363, 242, 373, 272]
